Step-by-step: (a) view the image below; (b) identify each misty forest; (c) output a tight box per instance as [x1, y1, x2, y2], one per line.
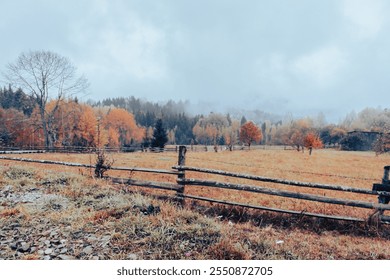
[0, 50, 389, 154]
[1, 81, 390, 153]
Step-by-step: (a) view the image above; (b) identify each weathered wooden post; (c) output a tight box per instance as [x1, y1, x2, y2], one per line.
[373, 166, 390, 204]
[176, 145, 187, 204]
[383, 166, 390, 184]
[370, 166, 390, 225]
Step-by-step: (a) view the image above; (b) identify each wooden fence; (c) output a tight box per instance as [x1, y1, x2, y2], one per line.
[0, 144, 296, 154]
[0, 146, 174, 154]
[1, 145, 389, 225]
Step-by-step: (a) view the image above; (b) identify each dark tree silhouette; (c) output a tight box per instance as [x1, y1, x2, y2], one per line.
[151, 119, 168, 149]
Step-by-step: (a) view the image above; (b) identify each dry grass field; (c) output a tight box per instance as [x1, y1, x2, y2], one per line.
[1, 147, 390, 259]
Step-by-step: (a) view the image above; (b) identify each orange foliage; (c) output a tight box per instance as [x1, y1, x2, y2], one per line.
[1, 100, 147, 149]
[28, 107, 45, 147]
[0, 108, 37, 147]
[107, 127, 120, 147]
[45, 100, 98, 147]
[103, 108, 144, 147]
[304, 132, 323, 154]
[304, 133, 323, 149]
[192, 114, 230, 145]
[239, 121, 262, 148]
[76, 104, 98, 146]
[289, 119, 311, 151]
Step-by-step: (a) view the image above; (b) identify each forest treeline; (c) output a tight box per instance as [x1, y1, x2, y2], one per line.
[0, 86, 389, 153]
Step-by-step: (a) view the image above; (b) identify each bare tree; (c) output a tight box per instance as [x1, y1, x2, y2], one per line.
[3, 50, 88, 149]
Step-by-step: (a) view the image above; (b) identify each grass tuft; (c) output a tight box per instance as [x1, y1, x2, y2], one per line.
[4, 166, 35, 180]
[0, 208, 20, 217]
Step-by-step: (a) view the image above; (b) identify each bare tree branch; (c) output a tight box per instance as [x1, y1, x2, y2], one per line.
[3, 50, 89, 148]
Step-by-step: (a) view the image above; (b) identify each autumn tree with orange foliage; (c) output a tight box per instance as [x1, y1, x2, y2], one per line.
[42, 99, 98, 148]
[303, 132, 323, 155]
[0, 108, 34, 147]
[288, 119, 311, 152]
[103, 108, 144, 148]
[222, 120, 240, 150]
[192, 113, 231, 146]
[239, 121, 262, 149]
[76, 104, 98, 147]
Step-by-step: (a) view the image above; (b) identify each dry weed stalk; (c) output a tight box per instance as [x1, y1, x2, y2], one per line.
[94, 148, 114, 178]
[0, 208, 20, 217]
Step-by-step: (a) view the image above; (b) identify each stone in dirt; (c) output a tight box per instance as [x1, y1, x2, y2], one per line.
[44, 248, 53, 255]
[18, 242, 30, 253]
[127, 253, 138, 260]
[83, 246, 93, 255]
[9, 243, 18, 250]
[58, 255, 75, 260]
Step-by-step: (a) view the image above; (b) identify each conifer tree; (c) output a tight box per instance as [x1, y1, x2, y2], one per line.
[151, 119, 168, 149]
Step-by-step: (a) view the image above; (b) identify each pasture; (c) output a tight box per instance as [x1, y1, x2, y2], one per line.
[1, 148, 390, 259]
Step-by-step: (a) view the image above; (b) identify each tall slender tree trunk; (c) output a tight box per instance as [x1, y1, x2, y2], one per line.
[40, 109, 49, 149]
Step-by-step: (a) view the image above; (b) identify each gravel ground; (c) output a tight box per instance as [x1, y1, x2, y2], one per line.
[0, 184, 118, 260]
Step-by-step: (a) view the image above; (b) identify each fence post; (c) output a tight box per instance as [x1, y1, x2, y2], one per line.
[382, 166, 390, 204]
[176, 145, 187, 203]
[383, 166, 389, 184]
[373, 166, 390, 205]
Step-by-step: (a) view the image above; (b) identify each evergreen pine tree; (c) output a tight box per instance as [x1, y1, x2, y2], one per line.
[240, 116, 247, 126]
[151, 119, 168, 148]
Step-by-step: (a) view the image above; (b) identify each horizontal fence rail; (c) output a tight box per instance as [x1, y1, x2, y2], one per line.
[110, 177, 180, 192]
[173, 166, 390, 197]
[177, 178, 390, 211]
[0, 146, 179, 154]
[0, 150, 46, 154]
[178, 193, 366, 223]
[0, 156, 178, 175]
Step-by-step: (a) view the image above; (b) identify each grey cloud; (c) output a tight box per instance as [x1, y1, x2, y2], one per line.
[0, 0, 389, 122]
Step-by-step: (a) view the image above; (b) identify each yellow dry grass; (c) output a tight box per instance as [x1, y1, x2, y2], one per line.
[1, 148, 390, 260]
[3, 149, 389, 220]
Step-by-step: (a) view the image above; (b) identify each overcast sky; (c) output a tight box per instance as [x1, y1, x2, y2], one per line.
[0, 0, 389, 122]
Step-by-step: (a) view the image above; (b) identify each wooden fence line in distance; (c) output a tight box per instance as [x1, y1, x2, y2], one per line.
[0, 146, 178, 154]
[0, 150, 46, 154]
[0, 156, 178, 175]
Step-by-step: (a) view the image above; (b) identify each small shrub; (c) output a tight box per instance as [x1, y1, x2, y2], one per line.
[91, 210, 113, 223]
[95, 149, 114, 178]
[40, 172, 81, 187]
[373, 133, 390, 155]
[207, 238, 251, 260]
[4, 167, 35, 180]
[91, 207, 131, 224]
